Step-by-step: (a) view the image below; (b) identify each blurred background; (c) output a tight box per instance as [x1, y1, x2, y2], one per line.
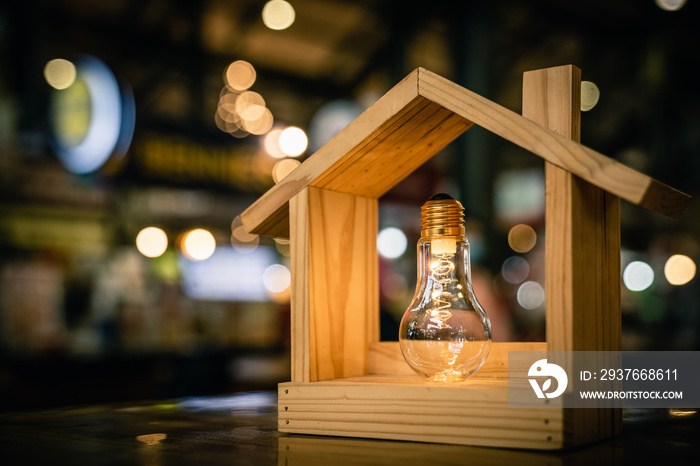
[0, 0, 698, 412]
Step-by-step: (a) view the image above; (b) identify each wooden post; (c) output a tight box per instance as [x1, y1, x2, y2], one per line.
[289, 187, 379, 382]
[522, 65, 622, 445]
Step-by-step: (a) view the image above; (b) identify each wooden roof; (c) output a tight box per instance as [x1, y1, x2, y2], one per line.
[241, 68, 690, 238]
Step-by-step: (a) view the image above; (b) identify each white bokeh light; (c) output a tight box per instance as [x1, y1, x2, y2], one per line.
[656, 0, 686, 11]
[581, 81, 600, 111]
[623, 261, 654, 291]
[377, 227, 408, 259]
[279, 126, 308, 157]
[263, 264, 291, 293]
[262, 0, 295, 30]
[501, 256, 530, 284]
[44, 58, 77, 90]
[517, 281, 545, 309]
[136, 227, 168, 258]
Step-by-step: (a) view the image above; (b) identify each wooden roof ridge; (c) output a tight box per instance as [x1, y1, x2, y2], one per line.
[241, 67, 690, 237]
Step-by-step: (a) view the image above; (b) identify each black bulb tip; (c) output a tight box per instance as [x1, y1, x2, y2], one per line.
[428, 193, 454, 201]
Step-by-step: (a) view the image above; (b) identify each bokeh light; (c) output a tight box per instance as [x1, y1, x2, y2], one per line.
[581, 81, 600, 111]
[279, 126, 308, 156]
[235, 91, 265, 115]
[44, 58, 77, 90]
[308, 100, 363, 152]
[501, 256, 530, 284]
[216, 66, 274, 138]
[656, 0, 686, 11]
[182, 228, 216, 261]
[517, 281, 545, 309]
[507, 224, 537, 253]
[664, 254, 696, 286]
[623, 261, 654, 291]
[225, 60, 256, 91]
[262, 0, 295, 30]
[136, 227, 168, 258]
[264, 128, 286, 158]
[242, 106, 274, 135]
[230, 216, 259, 254]
[377, 227, 408, 259]
[272, 158, 301, 183]
[262, 264, 291, 293]
[274, 237, 291, 257]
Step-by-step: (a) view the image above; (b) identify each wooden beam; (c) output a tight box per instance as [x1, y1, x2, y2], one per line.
[523, 64, 621, 447]
[241, 68, 689, 238]
[289, 187, 379, 382]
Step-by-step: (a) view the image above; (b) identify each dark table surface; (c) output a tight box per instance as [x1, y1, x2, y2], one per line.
[1, 391, 699, 465]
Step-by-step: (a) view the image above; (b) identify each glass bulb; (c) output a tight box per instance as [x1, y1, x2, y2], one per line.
[399, 194, 492, 381]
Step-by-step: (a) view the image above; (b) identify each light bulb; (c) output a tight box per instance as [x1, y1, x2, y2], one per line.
[399, 194, 492, 381]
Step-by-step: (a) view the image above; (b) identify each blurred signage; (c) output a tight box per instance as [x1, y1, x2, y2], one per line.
[179, 245, 277, 302]
[49, 55, 135, 175]
[135, 132, 274, 191]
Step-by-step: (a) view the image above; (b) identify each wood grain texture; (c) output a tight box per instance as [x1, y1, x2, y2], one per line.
[278, 377, 563, 450]
[241, 68, 688, 237]
[289, 187, 379, 382]
[367, 341, 547, 378]
[279, 435, 576, 466]
[418, 69, 688, 219]
[522, 64, 621, 447]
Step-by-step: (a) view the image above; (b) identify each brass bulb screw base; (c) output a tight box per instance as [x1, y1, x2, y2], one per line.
[420, 193, 465, 238]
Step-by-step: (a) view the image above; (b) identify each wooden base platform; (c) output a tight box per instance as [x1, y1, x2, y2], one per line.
[279, 375, 563, 450]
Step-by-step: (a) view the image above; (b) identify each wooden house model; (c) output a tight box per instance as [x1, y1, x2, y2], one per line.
[240, 65, 689, 449]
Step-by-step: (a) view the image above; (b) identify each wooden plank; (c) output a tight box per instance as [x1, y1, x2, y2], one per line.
[289, 188, 311, 382]
[367, 341, 547, 378]
[278, 377, 563, 449]
[522, 64, 621, 448]
[418, 68, 689, 219]
[241, 68, 688, 237]
[278, 436, 574, 466]
[320, 104, 472, 196]
[289, 187, 379, 382]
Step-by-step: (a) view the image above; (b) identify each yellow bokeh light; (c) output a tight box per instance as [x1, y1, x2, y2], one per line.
[136, 227, 168, 258]
[263, 128, 286, 158]
[279, 126, 308, 157]
[182, 228, 216, 261]
[235, 91, 265, 115]
[262, 0, 295, 31]
[507, 224, 537, 253]
[242, 106, 274, 135]
[272, 158, 301, 183]
[218, 93, 239, 122]
[225, 60, 256, 91]
[44, 58, 77, 90]
[581, 81, 600, 112]
[664, 254, 696, 286]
